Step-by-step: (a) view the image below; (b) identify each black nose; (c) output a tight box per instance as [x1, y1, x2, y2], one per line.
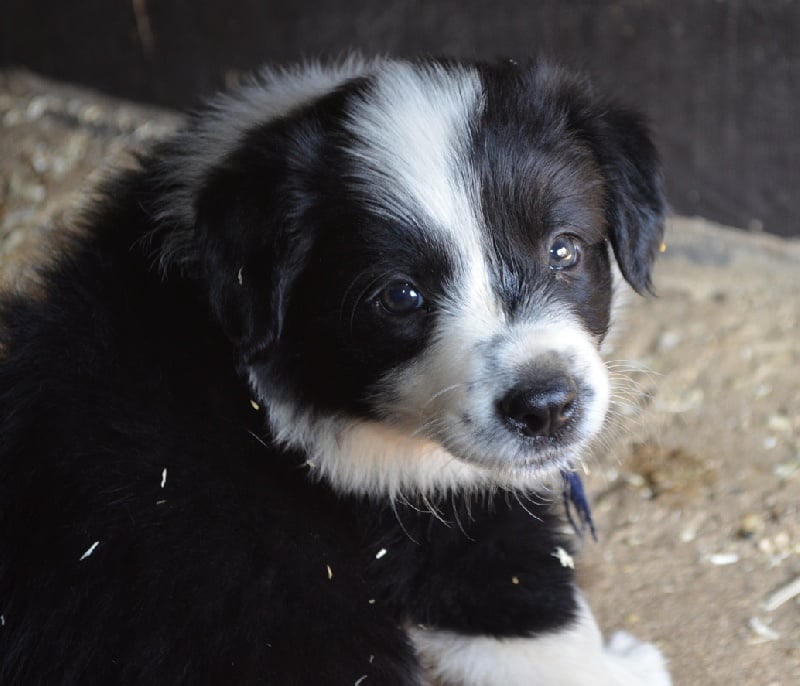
[499, 377, 579, 438]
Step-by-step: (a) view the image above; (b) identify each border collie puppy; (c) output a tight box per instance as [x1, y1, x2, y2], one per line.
[0, 57, 670, 685]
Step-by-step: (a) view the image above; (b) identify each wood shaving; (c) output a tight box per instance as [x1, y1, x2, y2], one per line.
[763, 575, 800, 612]
[375, 548, 387, 560]
[707, 552, 739, 566]
[79, 541, 100, 561]
[250, 399, 260, 411]
[748, 616, 780, 643]
[552, 546, 575, 569]
[160, 467, 167, 489]
[326, 564, 333, 580]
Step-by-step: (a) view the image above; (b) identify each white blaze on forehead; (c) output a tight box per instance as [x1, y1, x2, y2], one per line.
[345, 61, 504, 357]
[344, 61, 485, 245]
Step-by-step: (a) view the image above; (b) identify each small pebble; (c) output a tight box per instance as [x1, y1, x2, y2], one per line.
[737, 513, 764, 539]
[755, 384, 772, 399]
[25, 96, 49, 121]
[774, 462, 798, 480]
[767, 414, 792, 433]
[707, 552, 739, 566]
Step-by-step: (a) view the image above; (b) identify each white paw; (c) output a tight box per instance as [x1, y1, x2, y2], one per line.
[604, 631, 672, 686]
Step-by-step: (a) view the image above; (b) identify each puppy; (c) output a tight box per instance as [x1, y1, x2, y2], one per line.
[0, 57, 670, 685]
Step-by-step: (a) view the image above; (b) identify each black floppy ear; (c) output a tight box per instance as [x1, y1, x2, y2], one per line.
[193, 146, 311, 361]
[583, 106, 666, 294]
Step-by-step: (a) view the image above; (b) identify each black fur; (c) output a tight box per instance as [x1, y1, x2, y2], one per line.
[0, 58, 664, 685]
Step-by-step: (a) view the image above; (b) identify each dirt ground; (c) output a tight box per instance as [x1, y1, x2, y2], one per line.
[2, 70, 799, 685]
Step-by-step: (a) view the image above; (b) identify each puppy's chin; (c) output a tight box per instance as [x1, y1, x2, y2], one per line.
[261, 395, 592, 498]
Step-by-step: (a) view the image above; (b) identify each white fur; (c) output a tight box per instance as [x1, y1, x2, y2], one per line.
[263, 402, 495, 497]
[410, 595, 671, 686]
[343, 60, 484, 239]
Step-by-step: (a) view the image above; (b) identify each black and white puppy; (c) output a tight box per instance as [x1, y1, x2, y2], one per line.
[0, 57, 670, 685]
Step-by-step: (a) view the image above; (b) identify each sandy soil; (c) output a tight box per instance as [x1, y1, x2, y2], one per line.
[2, 69, 799, 685]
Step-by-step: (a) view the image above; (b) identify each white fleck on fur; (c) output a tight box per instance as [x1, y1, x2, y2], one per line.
[552, 546, 575, 569]
[410, 594, 671, 686]
[79, 541, 100, 561]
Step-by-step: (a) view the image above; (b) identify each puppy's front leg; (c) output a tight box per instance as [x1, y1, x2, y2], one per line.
[410, 594, 671, 686]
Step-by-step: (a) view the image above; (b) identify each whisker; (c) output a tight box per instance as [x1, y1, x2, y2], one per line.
[450, 492, 476, 541]
[390, 498, 420, 545]
[410, 417, 442, 439]
[420, 492, 450, 526]
[422, 383, 465, 409]
[511, 490, 544, 523]
[245, 429, 270, 450]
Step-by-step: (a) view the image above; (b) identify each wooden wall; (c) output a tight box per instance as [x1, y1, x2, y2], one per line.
[2, 0, 798, 236]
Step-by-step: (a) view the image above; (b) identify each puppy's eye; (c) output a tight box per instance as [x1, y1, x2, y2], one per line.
[378, 281, 425, 315]
[548, 235, 581, 270]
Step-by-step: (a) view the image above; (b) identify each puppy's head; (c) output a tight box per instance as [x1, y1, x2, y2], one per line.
[158, 58, 665, 498]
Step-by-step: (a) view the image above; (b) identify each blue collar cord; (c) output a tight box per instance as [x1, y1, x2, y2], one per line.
[561, 469, 597, 541]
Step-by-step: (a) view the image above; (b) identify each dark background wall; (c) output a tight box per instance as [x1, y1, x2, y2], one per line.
[2, 0, 798, 237]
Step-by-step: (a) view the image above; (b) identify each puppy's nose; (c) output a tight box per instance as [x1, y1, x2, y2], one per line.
[499, 377, 578, 438]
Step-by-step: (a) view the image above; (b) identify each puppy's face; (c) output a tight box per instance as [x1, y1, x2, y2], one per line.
[175, 59, 664, 497]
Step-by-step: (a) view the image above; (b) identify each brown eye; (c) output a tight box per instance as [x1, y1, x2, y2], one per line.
[378, 281, 425, 315]
[548, 235, 581, 270]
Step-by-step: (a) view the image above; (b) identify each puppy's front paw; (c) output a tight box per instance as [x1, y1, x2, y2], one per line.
[604, 631, 671, 686]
